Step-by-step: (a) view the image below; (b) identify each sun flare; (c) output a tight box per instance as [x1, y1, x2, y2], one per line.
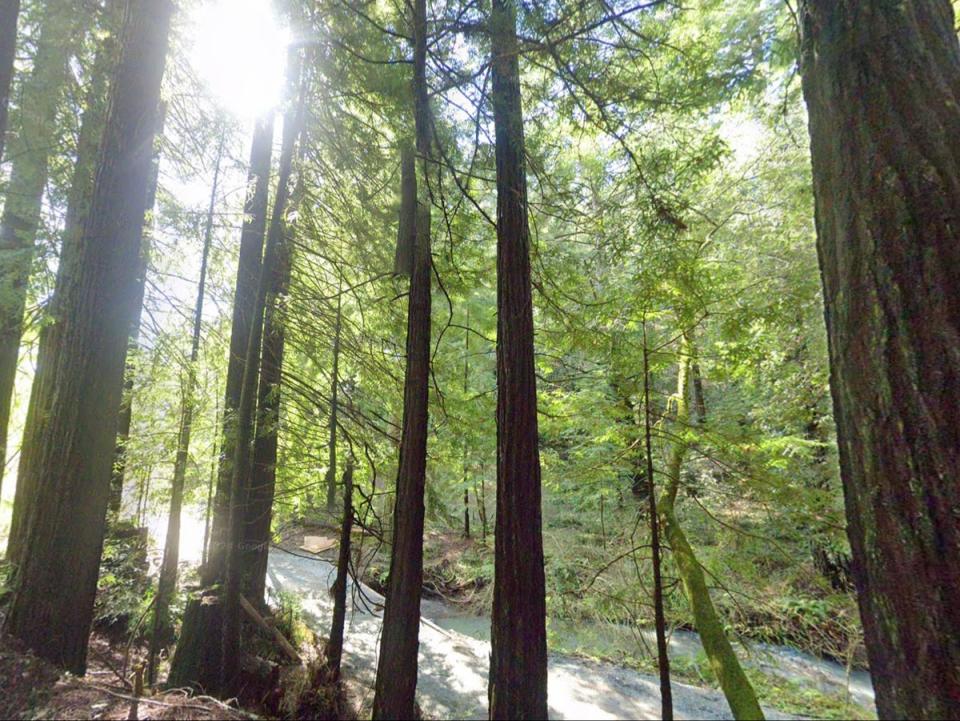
[187, 0, 290, 120]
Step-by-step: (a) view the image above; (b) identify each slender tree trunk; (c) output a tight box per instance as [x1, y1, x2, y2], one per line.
[0, 0, 20, 165]
[488, 1, 548, 717]
[372, 1, 432, 713]
[147, 134, 224, 685]
[0, 3, 85, 496]
[474, 480, 487, 543]
[462, 318, 470, 539]
[691, 361, 706, 424]
[325, 460, 354, 679]
[2, 0, 173, 673]
[220, 49, 305, 694]
[799, 2, 960, 717]
[325, 287, 342, 512]
[642, 324, 672, 720]
[5, 2, 122, 561]
[202, 394, 220, 568]
[204, 114, 274, 585]
[659, 337, 762, 720]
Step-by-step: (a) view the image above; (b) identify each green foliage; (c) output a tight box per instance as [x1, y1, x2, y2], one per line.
[94, 521, 151, 639]
[0, 0, 865, 709]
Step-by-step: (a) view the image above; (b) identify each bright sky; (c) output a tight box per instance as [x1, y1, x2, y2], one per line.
[186, 0, 290, 121]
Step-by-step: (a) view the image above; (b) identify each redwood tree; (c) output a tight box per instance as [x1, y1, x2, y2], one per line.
[0, 3, 85, 495]
[2, 0, 173, 673]
[220, 48, 306, 693]
[800, 1, 960, 717]
[372, 1, 432, 714]
[6, 0, 123, 562]
[0, 0, 20, 164]
[205, 114, 274, 587]
[488, 0, 548, 717]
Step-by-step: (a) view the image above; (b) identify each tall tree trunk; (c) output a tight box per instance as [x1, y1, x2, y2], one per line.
[202, 393, 220, 568]
[5, 1, 122, 561]
[147, 133, 224, 685]
[325, 459, 354, 679]
[371, 1, 432, 714]
[659, 337, 762, 720]
[462, 316, 470, 539]
[799, 2, 960, 717]
[242, 196, 291, 600]
[642, 325, 672, 720]
[204, 114, 274, 585]
[324, 288, 342, 512]
[2, 0, 173, 673]
[0, 0, 20, 165]
[220, 49, 305, 694]
[0, 3, 85, 496]
[110, 97, 164, 515]
[691, 362, 706, 424]
[488, 1, 548, 718]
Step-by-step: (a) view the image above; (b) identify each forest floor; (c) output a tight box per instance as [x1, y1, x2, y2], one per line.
[266, 528, 875, 720]
[0, 632, 246, 720]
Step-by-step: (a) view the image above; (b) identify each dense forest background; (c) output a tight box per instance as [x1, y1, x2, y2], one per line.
[0, 1, 958, 720]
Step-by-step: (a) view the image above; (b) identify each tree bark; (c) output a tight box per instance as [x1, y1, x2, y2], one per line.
[110, 96, 164, 516]
[0, 0, 20, 165]
[242, 197, 290, 599]
[799, 2, 960, 717]
[488, 1, 548, 717]
[204, 114, 274, 585]
[659, 338, 762, 720]
[219, 48, 305, 694]
[147, 133, 224, 685]
[2, 0, 173, 674]
[325, 460, 354, 679]
[324, 287, 342, 512]
[462, 318, 470, 539]
[0, 3, 85, 496]
[371, 2, 432, 714]
[5, 1, 123, 561]
[642, 325, 672, 720]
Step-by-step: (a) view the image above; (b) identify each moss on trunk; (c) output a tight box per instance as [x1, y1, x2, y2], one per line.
[659, 337, 763, 721]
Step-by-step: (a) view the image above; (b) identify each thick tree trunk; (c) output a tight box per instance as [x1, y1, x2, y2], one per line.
[488, 2, 548, 718]
[659, 340, 762, 720]
[372, 2, 432, 714]
[242, 204, 290, 600]
[325, 460, 353, 679]
[0, 3, 85, 495]
[219, 49, 305, 695]
[110, 97, 163, 516]
[204, 114, 274, 586]
[799, 2, 960, 717]
[5, 2, 122, 561]
[2, 0, 173, 674]
[0, 0, 20, 165]
[147, 135, 224, 685]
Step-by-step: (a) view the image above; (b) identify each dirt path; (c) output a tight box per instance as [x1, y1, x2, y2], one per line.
[267, 547, 803, 720]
